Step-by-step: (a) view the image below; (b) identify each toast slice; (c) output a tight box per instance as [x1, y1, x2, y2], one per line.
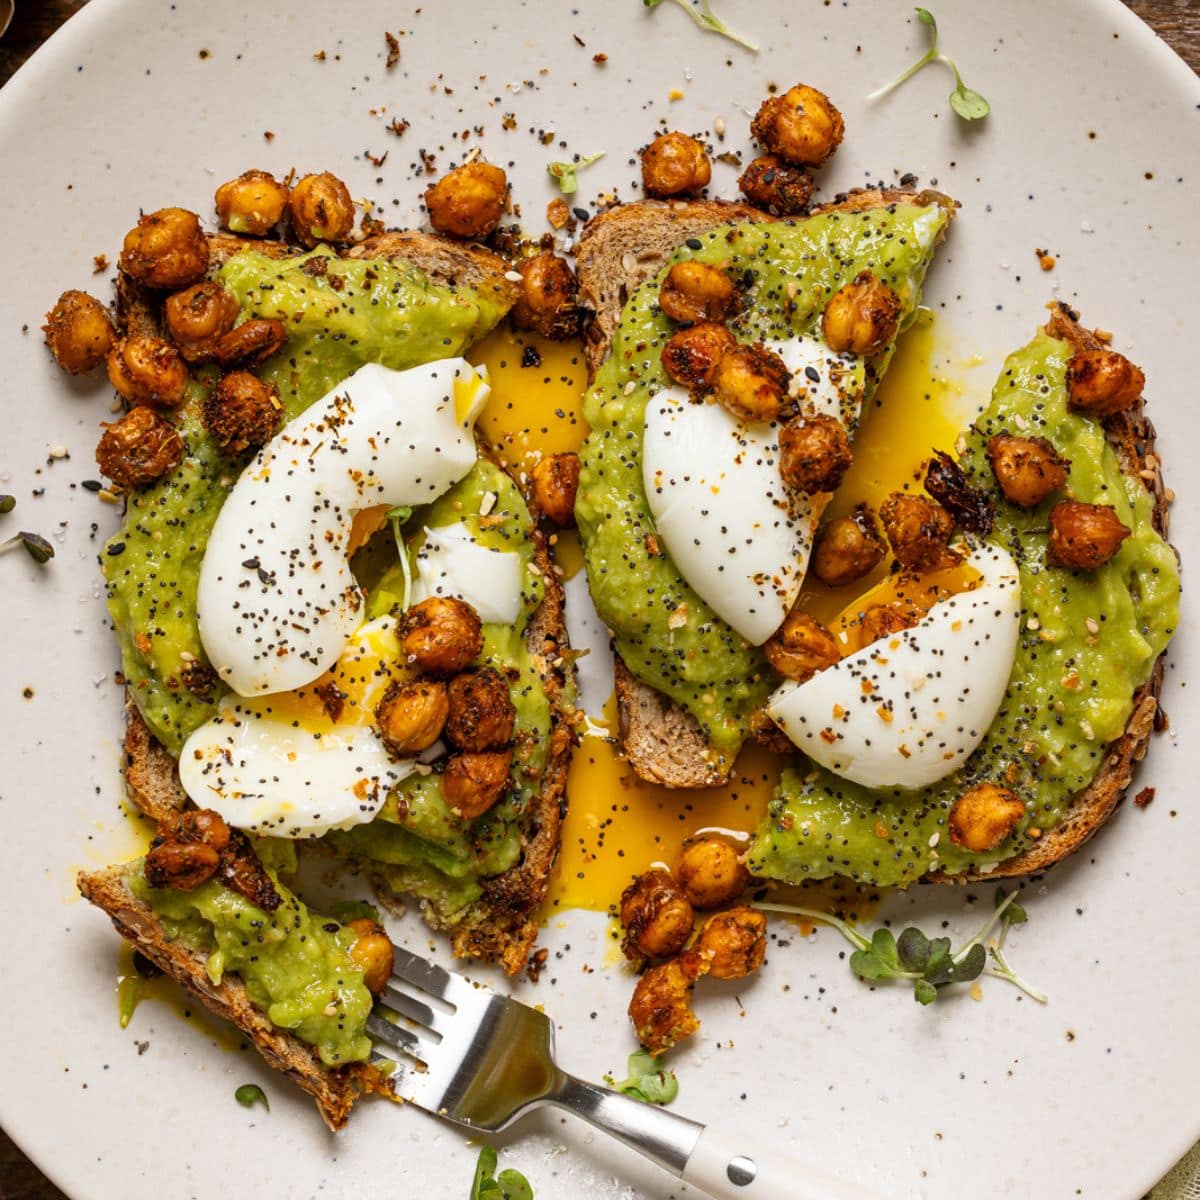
[111, 229, 572, 976]
[575, 190, 956, 788]
[77, 863, 395, 1129]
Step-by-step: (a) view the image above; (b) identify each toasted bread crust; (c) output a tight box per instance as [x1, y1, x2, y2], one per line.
[77, 864, 395, 1130]
[578, 189, 956, 789]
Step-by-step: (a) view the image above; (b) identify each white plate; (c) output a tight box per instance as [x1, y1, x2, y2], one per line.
[1, 1, 1197, 1196]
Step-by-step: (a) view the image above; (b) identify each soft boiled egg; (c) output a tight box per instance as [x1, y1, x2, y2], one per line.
[180, 616, 415, 838]
[641, 336, 860, 645]
[197, 359, 490, 697]
[766, 543, 1022, 790]
[410, 522, 524, 624]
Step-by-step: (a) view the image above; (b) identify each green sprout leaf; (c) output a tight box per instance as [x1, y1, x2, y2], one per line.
[642, 0, 758, 52]
[234, 1083, 269, 1112]
[605, 1049, 680, 1105]
[0, 530, 54, 564]
[470, 1145, 535, 1199]
[868, 7, 990, 122]
[547, 151, 606, 197]
[997, 886, 1028, 926]
[949, 942, 987, 983]
[913, 978, 938, 1006]
[896, 927, 930, 973]
[0, 495, 14, 514]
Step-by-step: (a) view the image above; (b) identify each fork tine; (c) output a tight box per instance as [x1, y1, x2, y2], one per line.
[366, 1011, 425, 1058]
[388, 943, 473, 1004]
[380, 981, 447, 1039]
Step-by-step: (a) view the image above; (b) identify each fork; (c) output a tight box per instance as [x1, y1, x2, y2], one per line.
[366, 943, 884, 1199]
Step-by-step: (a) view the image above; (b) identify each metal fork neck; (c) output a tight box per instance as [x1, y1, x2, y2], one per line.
[546, 1072, 705, 1176]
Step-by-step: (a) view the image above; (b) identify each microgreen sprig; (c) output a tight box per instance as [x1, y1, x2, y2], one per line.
[234, 1083, 269, 1111]
[642, 0, 758, 53]
[387, 505, 414, 611]
[547, 151, 605, 196]
[604, 1050, 680, 1105]
[756, 886, 1045, 1006]
[0, 530, 54, 565]
[868, 8, 990, 122]
[470, 1146, 534, 1200]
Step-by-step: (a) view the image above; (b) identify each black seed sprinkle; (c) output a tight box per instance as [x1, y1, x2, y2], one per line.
[685, 237, 703, 250]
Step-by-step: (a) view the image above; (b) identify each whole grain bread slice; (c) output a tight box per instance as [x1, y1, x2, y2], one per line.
[76, 863, 395, 1130]
[576, 190, 956, 788]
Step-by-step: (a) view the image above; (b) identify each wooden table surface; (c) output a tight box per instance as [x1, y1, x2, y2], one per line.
[1, 0, 1197, 1196]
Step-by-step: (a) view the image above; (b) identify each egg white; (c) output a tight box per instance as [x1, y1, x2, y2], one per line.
[410, 522, 524, 624]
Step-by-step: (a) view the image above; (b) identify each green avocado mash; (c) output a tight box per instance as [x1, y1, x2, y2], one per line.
[576, 204, 950, 762]
[750, 330, 1180, 885]
[130, 857, 373, 1067]
[104, 248, 511, 755]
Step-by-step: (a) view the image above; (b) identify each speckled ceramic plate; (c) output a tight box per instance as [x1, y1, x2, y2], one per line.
[1, 1, 1198, 1196]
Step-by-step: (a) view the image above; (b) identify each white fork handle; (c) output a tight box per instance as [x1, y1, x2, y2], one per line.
[681, 1125, 885, 1200]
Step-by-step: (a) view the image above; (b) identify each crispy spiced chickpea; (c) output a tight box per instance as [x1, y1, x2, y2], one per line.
[120, 207, 209, 289]
[640, 131, 712, 198]
[628, 953, 707, 1055]
[677, 835, 750, 910]
[821, 270, 901, 356]
[749, 706, 794, 755]
[858, 600, 921, 646]
[107, 336, 189, 408]
[1066, 349, 1145, 416]
[948, 783, 1025, 852]
[879, 492, 958, 573]
[375, 678, 449, 755]
[170, 808, 231, 851]
[986, 434, 1069, 508]
[710, 343, 790, 424]
[210, 317, 288, 368]
[658, 262, 739, 325]
[399, 596, 483, 675]
[442, 749, 513, 819]
[661, 322, 736, 392]
[620, 868, 696, 961]
[203, 371, 282, 454]
[424, 162, 508, 240]
[288, 172, 355, 247]
[737, 155, 814, 215]
[445, 667, 516, 752]
[144, 839, 220, 891]
[96, 406, 185, 489]
[346, 917, 394, 994]
[42, 290, 116, 374]
[1047, 500, 1131, 569]
[779, 413, 853, 493]
[511, 252, 580, 339]
[764, 610, 840, 681]
[530, 452, 581, 527]
[812, 504, 885, 586]
[214, 169, 290, 236]
[164, 281, 240, 359]
[750, 84, 844, 166]
[693, 906, 767, 981]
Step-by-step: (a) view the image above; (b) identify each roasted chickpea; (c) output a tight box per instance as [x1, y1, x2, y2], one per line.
[511, 252, 580, 339]
[119, 207, 209, 289]
[986, 434, 1069, 508]
[346, 917, 394, 994]
[764, 609, 840, 681]
[879, 492, 959, 573]
[42, 290, 115, 374]
[737, 155, 813, 215]
[857, 600, 921, 646]
[749, 706, 794, 755]
[424, 162, 508, 240]
[530, 451, 581, 527]
[661, 322, 737, 391]
[1047, 500, 1131, 569]
[164, 281, 240, 359]
[287, 171, 355, 248]
[144, 839, 220, 891]
[710, 343, 790, 424]
[441, 749, 513, 819]
[821, 270, 901, 356]
[375, 678, 449, 755]
[211, 317, 288, 368]
[640, 131, 712, 198]
[214, 169, 291, 236]
[658, 262, 739, 325]
[169, 808, 231, 852]
[445, 667, 516, 752]
[779, 413, 853, 493]
[677, 835, 750, 910]
[948, 783, 1025, 852]
[203, 371, 282, 454]
[628, 954, 707, 1055]
[95, 406, 185, 489]
[1066, 349, 1145, 416]
[693, 906, 767, 981]
[399, 596, 484, 675]
[812, 504, 886, 586]
[107, 336, 189, 408]
[620, 868, 696, 961]
[750, 84, 844, 166]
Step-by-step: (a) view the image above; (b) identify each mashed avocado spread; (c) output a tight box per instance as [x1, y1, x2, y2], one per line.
[750, 330, 1180, 885]
[576, 204, 950, 760]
